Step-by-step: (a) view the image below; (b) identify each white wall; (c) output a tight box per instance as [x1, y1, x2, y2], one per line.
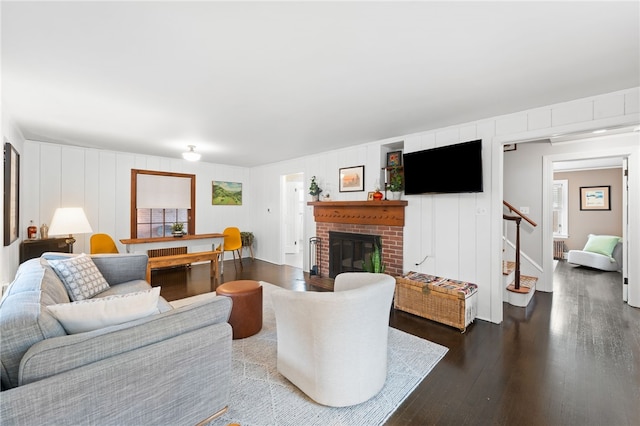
[252, 87, 639, 323]
[20, 140, 253, 259]
[0, 113, 26, 286]
[5, 87, 639, 321]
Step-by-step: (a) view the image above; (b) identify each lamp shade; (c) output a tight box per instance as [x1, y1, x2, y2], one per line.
[48, 207, 93, 236]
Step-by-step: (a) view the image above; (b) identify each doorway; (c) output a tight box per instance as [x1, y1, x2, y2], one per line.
[541, 136, 636, 304]
[282, 173, 304, 269]
[551, 156, 626, 297]
[500, 130, 638, 315]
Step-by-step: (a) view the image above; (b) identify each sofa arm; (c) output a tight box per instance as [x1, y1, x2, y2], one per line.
[19, 295, 231, 385]
[41, 252, 149, 284]
[1, 323, 232, 425]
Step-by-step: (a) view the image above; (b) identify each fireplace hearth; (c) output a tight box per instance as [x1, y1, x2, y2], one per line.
[307, 201, 407, 282]
[329, 232, 381, 278]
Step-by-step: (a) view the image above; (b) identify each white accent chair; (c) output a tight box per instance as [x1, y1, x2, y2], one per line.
[270, 272, 396, 407]
[567, 239, 623, 272]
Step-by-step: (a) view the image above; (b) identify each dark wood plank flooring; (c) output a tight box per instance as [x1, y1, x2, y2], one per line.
[153, 259, 640, 425]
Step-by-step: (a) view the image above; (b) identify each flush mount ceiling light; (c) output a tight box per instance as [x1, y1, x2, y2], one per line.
[182, 145, 201, 161]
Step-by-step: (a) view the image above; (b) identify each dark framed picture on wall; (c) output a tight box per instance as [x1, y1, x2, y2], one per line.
[4, 141, 20, 246]
[386, 150, 402, 167]
[339, 165, 365, 192]
[580, 185, 611, 211]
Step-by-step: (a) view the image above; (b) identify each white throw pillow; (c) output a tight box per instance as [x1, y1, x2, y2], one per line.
[48, 253, 110, 301]
[47, 287, 161, 334]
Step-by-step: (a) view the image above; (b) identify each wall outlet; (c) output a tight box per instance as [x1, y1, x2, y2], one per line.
[476, 207, 487, 215]
[519, 206, 530, 214]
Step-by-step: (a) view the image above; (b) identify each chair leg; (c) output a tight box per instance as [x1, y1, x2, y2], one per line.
[231, 251, 239, 273]
[236, 249, 244, 270]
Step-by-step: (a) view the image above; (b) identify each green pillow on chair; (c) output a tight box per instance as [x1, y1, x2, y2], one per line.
[582, 235, 620, 257]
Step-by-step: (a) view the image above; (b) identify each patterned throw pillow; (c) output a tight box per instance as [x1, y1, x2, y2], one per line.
[48, 253, 110, 301]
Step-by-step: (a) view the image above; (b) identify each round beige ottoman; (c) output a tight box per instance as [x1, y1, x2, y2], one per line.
[216, 280, 263, 339]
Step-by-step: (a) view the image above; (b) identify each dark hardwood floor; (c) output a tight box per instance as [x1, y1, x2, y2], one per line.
[153, 258, 640, 425]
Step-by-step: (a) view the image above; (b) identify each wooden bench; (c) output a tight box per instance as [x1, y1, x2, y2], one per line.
[146, 250, 221, 284]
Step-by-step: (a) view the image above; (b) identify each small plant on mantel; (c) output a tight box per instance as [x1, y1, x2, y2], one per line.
[364, 243, 386, 273]
[309, 176, 323, 201]
[388, 167, 404, 192]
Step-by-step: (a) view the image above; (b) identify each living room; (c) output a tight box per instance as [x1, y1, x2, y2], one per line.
[1, 2, 640, 423]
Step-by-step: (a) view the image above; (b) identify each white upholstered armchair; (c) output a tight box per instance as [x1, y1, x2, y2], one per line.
[270, 272, 396, 407]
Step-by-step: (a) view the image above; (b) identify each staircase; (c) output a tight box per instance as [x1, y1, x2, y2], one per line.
[503, 201, 538, 308]
[502, 260, 538, 307]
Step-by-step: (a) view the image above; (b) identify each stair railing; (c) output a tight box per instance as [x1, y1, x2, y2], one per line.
[503, 201, 537, 290]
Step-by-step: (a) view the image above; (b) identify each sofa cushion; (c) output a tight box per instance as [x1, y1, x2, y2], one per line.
[582, 234, 620, 258]
[0, 259, 68, 389]
[48, 253, 110, 301]
[47, 287, 161, 334]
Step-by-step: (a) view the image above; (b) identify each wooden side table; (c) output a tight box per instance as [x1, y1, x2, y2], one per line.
[19, 238, 72, 264]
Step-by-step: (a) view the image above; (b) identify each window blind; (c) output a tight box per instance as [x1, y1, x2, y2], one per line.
[137, 174, 191, 209]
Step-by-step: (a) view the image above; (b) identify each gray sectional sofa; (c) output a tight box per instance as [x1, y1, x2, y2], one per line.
[0, 252, 232, 425]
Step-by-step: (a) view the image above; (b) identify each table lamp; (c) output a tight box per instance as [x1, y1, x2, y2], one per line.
[48, 207, 93, 252]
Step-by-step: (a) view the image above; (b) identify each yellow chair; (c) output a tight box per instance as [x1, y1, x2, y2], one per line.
[90, 233, 119, 254]
[219, 227, 243, 272]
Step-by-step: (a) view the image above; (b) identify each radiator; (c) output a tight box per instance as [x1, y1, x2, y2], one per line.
[147, 246, 187, 258]
[553, 240, 565, 260]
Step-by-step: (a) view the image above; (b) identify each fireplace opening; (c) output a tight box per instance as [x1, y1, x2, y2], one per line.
[329, 231, 381, 278]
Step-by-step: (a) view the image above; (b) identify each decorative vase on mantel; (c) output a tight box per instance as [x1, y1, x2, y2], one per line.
[390, 191, 402, 200]
[373, 190, 384, 201]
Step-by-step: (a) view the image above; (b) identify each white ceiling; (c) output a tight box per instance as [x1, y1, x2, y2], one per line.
[2, 1, 639, 167]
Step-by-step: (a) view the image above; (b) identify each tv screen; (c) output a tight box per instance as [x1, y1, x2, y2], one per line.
[403, 139, 483, 194]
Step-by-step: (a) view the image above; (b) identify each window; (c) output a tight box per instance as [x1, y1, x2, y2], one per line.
[135, 208, 189, 238]
[552, 179, 568, 238]
[131, 169, 196, 238]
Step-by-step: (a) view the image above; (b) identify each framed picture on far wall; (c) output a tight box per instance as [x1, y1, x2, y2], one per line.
[580, 185, 611, 211]
[339, 165, 365, 192]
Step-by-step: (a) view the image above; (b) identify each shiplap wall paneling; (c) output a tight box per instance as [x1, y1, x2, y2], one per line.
[61, 146, 89, 252]
[625, 90, 639, 114]
[22, 142, 40, 239]
[115, 154, 135, 247]
[84, 150, 101, 249]
[433, 195, 460, 279]
[475, 122, 495, 320]
[98, 152, 117, 253]
[39, 144, 62, 242]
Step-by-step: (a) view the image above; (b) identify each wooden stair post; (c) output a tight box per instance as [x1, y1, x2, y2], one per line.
[503, 214, 522, 290]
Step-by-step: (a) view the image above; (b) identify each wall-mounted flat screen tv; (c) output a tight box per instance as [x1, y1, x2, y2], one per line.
[403, 139, 483, 194]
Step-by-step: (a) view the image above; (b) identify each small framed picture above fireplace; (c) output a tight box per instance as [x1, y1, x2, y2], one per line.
[339, 165, 365, 192]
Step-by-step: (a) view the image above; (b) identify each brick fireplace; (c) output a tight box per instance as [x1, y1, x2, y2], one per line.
[308, 201, 407, 279]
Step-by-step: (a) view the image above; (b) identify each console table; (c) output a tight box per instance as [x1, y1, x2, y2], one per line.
[120, 233, 225, 253]
[120, 233, 226, 284]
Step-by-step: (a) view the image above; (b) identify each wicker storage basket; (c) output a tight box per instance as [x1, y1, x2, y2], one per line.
[395, 272, 478, 332]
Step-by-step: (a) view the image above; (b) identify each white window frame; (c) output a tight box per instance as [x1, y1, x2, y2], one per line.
[553, 179, 569, 238]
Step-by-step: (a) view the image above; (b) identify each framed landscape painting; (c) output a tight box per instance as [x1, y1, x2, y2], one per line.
[212, 181, 242, 205]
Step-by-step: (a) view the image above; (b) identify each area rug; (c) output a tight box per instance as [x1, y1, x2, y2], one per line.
[210, 281, 448, 426]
